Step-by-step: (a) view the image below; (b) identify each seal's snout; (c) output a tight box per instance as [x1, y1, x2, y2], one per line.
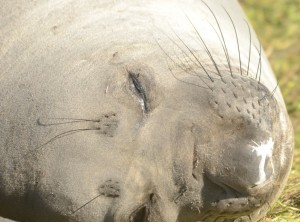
[204, 74, 282, 189]
[175, 73, 293, 221]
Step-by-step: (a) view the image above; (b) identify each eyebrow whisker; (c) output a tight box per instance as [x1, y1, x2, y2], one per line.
[167, 61, 212, 90]
[258, 44, 263, 84]
[185, 14, 222, 78]
[208, 23, 233, 77]
[154, 36, 212, 90]
[169, 24, 214, 82]
[255, 43, 262, 81]
[244, 19, 252, 77]
[223, 7, 243, 76]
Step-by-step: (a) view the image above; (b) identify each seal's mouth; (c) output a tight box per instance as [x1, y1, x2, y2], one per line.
[196, 197, 272, 222]
[177, 190, 271, 222]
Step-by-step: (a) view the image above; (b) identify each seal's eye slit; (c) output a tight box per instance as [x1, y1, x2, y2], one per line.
[128, 71, 148, 113]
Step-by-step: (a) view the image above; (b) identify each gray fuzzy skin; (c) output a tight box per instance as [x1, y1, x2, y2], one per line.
[0, 0, 293, 221]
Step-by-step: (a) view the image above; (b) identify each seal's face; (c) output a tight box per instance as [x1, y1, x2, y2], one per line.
[0, 0, 294, 222]
[46, 63, 287, 222]
[166, 75, 282, 222]
[109, 70, 285, 222]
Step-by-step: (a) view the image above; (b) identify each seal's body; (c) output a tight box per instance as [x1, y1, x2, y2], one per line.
[0, 0, 293, 221]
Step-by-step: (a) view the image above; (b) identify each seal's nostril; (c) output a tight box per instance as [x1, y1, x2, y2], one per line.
[129, 193, 155, 222]
[130, 200, 153, 222]
[130, 205, 148, 222]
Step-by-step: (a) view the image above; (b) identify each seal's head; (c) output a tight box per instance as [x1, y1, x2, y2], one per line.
[0, 0, 293, 222]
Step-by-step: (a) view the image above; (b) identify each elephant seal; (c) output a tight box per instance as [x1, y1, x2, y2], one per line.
[0, 0, 294, 221]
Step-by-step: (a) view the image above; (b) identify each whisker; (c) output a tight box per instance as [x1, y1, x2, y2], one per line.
[255, 43, 262, 81]
[168, 24, 214, 82]
[163, 31, 214, 82]
[174, 53, 213, 81]
[200, 0, 233, 77]
[223, 7, 243, 76]
[167, 61, 212, 90]
[164, 31, 209, 77]
[258, 83, 278, 103]
[208, 22, 233, 77]
[244, 19, 252, 76]
[270, 83, 279, 98]
[179, 52, 196, 71]
[71, 194, 102, 215]
[185, 14, 222, 78]
[154, 36, 212, 90]
[160, 30, 200, 70]
[37, 117, 98, 126]
[258, 44, 263, 84]
[25, 128, 97, 156]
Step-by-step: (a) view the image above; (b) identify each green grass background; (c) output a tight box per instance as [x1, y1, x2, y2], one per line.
[240, 0, 300, 221]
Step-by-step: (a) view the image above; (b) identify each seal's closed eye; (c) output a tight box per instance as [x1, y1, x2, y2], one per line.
[128, 71, 149, 113]
[125, 65, 163, 114]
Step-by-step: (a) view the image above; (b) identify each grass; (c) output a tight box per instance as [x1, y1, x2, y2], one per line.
[240, 0, 300, 221]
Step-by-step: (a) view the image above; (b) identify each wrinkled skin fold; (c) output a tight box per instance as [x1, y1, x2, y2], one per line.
[0, 0, 294, 221]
